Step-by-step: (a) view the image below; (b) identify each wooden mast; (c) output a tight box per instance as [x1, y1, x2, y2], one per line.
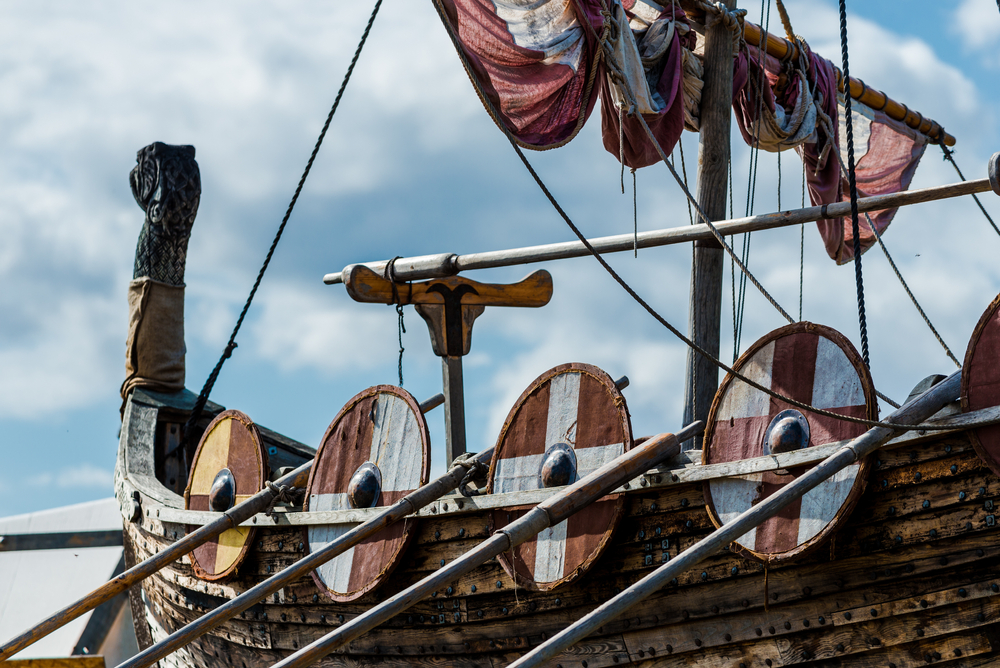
[682, 0, 735, 449]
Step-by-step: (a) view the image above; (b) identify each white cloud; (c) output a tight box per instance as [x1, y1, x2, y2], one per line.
[26, 464, 113, 490]
[952, 0, 1000, 52]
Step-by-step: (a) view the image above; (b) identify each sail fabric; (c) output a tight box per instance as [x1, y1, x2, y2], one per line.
[437, 0, 606, 149]
[733, 47, 818, 153]
[797, 52, 927, 265]
[600, 3, 694, 169]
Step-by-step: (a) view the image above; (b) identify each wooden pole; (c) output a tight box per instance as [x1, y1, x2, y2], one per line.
[115, 447, 494, 668]
[507, 370, 961, 668]
[681, 0, 735, 450]
[442, 356, 467, 463]
[323, 173, 996, 285]
[266, 423, 701, 668]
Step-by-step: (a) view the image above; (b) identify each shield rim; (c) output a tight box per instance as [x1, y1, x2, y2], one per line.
[304, 384, 431, 602]
[702, 322, 877, 563]
[961, 291, 1000, 477]
[487, 362, 633, 591]
[183, 408, 268, 582]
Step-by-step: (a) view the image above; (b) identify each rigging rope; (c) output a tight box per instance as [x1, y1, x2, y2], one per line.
[430, 0, 993, 432]
[799, 161, 805, 321]
[181, 0, 384, 444]
[939, 142, 1000, 238]
[837, 0, 871, 369]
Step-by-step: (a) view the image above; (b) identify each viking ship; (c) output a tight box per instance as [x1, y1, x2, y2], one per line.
[6, 1, 1000, 667]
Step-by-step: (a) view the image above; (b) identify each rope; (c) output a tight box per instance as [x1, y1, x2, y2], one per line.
[833, 161, 960, 369]
[181, 0, 384, 445]
[454, 451, 489, 497]
[384, 257, 408, 386]
[939, 142, 1000, 238]
[837, 0, 871, 369]
[774, 0, 796, 42]
[430, 0, 992, 432]
[799, 161, 805, 321]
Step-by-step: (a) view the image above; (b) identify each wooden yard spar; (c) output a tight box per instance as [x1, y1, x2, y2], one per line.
[266, 423, 701, 668]
[323, 158, 1000, 286]
[508, 369, 963, 668]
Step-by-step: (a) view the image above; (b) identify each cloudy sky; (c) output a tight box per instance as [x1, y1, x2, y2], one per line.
[1, 1, 998, 517]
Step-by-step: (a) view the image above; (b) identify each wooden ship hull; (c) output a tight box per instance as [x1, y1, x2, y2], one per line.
[116, 380, 1000, 668]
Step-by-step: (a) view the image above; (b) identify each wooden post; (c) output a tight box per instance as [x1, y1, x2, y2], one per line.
[682, 0, 736, 450]
[441, 356, 467, 462]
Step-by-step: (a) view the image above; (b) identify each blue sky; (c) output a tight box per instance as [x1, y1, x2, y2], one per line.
[1, 0, 999, 517]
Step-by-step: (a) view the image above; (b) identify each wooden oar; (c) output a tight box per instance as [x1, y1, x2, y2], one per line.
[0, 460, 311, 661]
[115, 447, 495, 668]
[0, 392, 447, 661]
[506, 370, 962, 668]
[267, 421, 703, 668]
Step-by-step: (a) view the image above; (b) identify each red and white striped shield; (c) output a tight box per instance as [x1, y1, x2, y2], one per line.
[305, 385, 430, 602]
[963, 292, 1000, 476]
[185, 410, 268, 581]
[703, 323, 876, 562]
[488, 363, 632, 590]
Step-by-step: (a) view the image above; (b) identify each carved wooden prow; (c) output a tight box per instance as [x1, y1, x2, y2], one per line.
[343, 265, 553, 462]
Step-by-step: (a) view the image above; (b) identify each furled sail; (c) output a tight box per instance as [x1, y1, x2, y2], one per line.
[733, 42, 927, 264]
[438, 0, 690, 163]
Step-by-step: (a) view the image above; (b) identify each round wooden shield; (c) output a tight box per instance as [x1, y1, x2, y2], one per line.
[305, 385, 430, 602]
[184, 409, 268, 581]
[962, 292, 1000, 476]
[488, 363, 633, 590]
[703, 323, 877, 562]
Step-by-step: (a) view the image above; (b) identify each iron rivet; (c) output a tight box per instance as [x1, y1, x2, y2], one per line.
[666, 645, 673, 654]
[477, 610, 483, 618]
[783, 621, 791, 630]
[338, 615, 344, 622]
[845, 612, 852, 620]
[959, 588, 968, 597]
[497, 580, 503, 588]
[681, 498, 689, 507]
[435, 531, 441, 539]
[694, 639, 701, 647]
[724, 633, 732, 641]
[556, 598, 561, 605]
[685, 520, 693, 529]
[432, 591, 437, 598]
[836, 643, 845, 652]
[967, 521, 974, 530]
[768, 626, 776, 634]
[440, 559, 445, 566]
[978, 613, 987, 622]
[896, 535, 903, 543]
[502, 607, 508, 614]
[922, 500, 930, 509]
[882, 479, 889, 488]
[992, 584, 999, 593]
[320, 615, 326, 623]
[915, 472, 922, 481]
[711, 605, 719, 614]
[889, 506, 896, 515]
[732, 566, 739, 575]
[312, 594, 318, 603]
[755, 628, 762, 636]
[803, 619, 810, 627]
[870, 608, 878, 616]
[765, 661, 772, 667]
[300, 614, 305, 622]
[917, 629, 925, 637]
[960, 491, 967, 501]
[459, 528, 465, 537]
[929, 529, 937, 538]
[701, 571, 708, 580]
[278, 541, 283, 549]
[446, 587, 453, 595]
[920, 599, 929, 608]
[650, 503, 657, 511]
[818, 616, 825, 624]
[639, 530, 645, 539]
[946, 445, 953, 453]
[951, 465, 958, 474]
[471, 585, 477, 592]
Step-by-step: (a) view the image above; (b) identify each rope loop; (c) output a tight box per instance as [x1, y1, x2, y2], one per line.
[699, 0, 747, 55]
[264, 481, 305, 517]
[454, 451, 489, 498]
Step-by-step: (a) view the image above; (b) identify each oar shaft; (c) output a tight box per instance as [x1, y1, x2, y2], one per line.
[271, 423, 701, 668]
[0, 462, 312, 661]
[324, 167, 997, 285]
[508, 371, 961, 668]
[116, 448, 495, 668]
